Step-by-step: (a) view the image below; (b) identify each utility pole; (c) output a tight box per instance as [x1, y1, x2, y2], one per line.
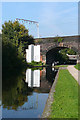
[15, 18, 39, 38]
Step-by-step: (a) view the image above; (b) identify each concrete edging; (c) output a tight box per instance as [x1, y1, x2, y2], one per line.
[41, 67, 67, 118]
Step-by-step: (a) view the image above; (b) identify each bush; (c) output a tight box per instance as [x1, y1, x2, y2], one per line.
[54, 37, 63, 43]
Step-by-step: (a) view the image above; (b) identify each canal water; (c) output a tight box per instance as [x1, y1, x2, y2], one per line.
[2, 67, 57, 118]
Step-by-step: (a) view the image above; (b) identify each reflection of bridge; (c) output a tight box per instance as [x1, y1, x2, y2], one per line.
[35, 35, 80, 64]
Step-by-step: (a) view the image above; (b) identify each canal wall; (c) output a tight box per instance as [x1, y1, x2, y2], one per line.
[41, 67, 67, 118]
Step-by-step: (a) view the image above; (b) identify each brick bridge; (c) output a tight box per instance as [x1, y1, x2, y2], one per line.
[35, 35, 80, 64]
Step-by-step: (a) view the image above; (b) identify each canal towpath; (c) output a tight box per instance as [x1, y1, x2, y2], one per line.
[42, 66, 79, 118]
[67, 65, 80, 85]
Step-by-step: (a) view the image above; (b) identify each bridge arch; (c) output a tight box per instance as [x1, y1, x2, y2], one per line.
[35, 35, 79, 64]
[46, 46, 77, 65]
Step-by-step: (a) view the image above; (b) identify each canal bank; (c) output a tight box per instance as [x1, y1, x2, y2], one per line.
[41, 67, 61, 118]
[42, 67, 78, 118]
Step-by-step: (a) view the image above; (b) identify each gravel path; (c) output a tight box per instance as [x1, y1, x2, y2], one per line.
[67, 65, 80, 85]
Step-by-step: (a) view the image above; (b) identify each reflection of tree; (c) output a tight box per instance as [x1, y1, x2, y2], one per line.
[2, 67, 58, 111]
[2, 72, 33, 110]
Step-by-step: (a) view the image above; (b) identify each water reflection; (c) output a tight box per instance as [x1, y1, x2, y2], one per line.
[26, 69, 40, 88]
[2, 67, 57, 118]
[46, 66, 57, 84]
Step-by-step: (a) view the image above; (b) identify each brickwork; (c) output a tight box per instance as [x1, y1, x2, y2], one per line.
[35, 35, 80, 62]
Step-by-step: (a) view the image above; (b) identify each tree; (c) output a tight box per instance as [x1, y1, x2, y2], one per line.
[2, 20, 34, 71]
[2, 20, 34, 57]
[60, 48, 76, 55]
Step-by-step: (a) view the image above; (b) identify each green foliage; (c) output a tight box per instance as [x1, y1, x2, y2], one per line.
[54, 65, 68, 68]
[30, 67, 43, 71]
[2, 20, 34, 55]
[28, 60, 43, 66]
[2, 20, 34, 70]
[2, 41, 23, 69]
[67, 49, 76, 55]
[2, 70, 33, 110]
[61, 53, 69, 62]
[50, 69, 78, 118]
[58, 37, 63, 43]
[54, 36, 63, 43]
[60, 48, 76, 55]
[74, 64, 80, 70]
[57, 48, 76, 64]
[53, 51, 69, 64]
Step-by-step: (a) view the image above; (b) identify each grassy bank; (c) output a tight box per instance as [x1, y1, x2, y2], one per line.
[74, 64, 80, 71]
[50, 69, 78, 118]
[54, 65, 68, 68]
[27, 61, 45, 66]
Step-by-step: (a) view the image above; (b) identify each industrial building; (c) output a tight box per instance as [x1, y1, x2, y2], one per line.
[26, 44, 40, 63]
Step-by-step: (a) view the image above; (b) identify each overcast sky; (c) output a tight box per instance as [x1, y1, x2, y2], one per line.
[1, 2, 78, 38]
